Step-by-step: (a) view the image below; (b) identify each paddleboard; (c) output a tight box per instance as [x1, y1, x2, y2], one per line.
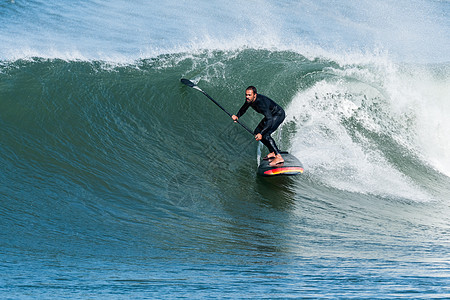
[257, 151, 304, 176]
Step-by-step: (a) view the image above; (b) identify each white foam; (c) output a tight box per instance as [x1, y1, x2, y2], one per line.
[285, 61, 446, 202]
[399, 65, 450, 177]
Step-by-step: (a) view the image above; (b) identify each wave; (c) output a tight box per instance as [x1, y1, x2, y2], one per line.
[1, 49, 449, 206]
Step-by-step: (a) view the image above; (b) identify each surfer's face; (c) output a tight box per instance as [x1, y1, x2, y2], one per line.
[245, 90, 257, 102]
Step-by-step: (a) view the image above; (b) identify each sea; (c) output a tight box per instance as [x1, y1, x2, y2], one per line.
[1, 0, 450, 298]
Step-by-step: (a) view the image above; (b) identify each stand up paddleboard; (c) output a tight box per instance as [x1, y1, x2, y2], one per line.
[257, 152, 304, 176]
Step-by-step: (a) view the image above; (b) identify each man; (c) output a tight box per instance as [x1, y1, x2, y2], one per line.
[232, 86, 285, 166]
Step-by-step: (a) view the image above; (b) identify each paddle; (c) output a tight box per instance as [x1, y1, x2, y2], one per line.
[181, 78, 253, 135]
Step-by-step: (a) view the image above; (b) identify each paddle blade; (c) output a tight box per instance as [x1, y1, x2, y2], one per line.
[181, 78, 196, 88]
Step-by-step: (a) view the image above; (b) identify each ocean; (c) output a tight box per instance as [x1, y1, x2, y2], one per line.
[1, 0, 450, 298]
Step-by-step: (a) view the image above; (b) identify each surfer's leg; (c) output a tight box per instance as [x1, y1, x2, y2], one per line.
[263, 136, 281, 155]
[254, 118, 266, 136]
[267, 140, 284, 166]
[270, 110, 285, 133]
[264, 111, 285, 166]
[262, 111, 285, 154]
[255, 118, 275, 155]
[261, 140, 276, 159]
[262, 135, 284, 166]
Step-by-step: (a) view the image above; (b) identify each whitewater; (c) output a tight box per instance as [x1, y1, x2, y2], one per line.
[1, 0, 450, 298]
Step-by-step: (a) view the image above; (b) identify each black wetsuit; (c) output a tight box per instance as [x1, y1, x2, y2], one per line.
[236, 94, 285, 155]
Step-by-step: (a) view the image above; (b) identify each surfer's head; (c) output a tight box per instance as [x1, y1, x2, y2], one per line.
[245, 86, 257, 103]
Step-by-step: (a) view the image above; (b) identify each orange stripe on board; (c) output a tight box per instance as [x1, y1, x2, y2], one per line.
[264, 167, 304, 175]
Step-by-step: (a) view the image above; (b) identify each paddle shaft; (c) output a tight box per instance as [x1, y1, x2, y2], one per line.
[181, 79, 253, 135]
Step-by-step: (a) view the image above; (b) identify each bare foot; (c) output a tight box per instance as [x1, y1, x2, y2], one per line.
[263, 152, 276, 160]
[269, 154, 284, 166]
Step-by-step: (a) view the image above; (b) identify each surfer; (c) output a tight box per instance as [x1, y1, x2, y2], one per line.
[232, 86, 285, 166]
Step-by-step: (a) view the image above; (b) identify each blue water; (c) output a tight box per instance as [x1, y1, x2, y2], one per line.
[1, 0, 450, 298]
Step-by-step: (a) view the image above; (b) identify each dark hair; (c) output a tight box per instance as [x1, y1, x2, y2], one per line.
[246, 86, 257, 94]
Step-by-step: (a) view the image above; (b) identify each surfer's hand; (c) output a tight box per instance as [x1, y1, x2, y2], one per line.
[255, 133, 262, 141]
[232, 115, 238, 122]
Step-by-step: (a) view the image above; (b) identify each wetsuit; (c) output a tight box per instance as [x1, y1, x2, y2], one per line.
[236, 94, 285, 155]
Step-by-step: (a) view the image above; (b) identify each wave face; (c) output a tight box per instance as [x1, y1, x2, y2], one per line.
[2, 50, 450, 298]
[1, 0, 450, 298]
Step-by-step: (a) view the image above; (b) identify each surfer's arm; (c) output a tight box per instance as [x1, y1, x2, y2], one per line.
[235, 101, 250, 119]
